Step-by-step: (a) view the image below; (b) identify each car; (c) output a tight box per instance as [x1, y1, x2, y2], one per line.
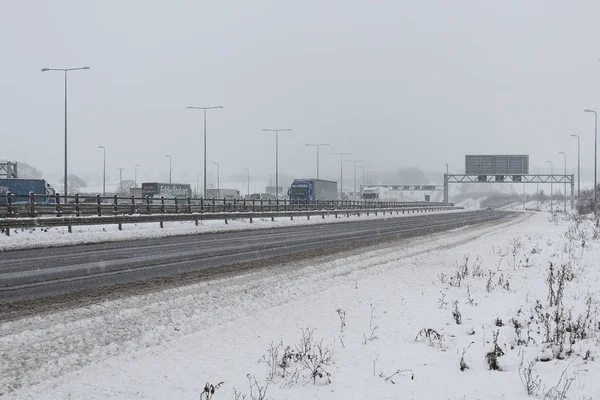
[485, 206, 493, 211]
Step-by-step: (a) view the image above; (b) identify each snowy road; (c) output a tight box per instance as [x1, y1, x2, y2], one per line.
[0, 210, 513, 305]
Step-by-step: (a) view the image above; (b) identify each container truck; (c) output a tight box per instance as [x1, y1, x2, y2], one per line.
[288, 179, 337, 201]
[0, 178, 56, 205]
[141, 183, 192, 198]
[206, 188, 241, 199]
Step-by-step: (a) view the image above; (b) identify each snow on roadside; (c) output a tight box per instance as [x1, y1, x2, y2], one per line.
[0, 208, 465, 251]
[2, 212, 600, 399]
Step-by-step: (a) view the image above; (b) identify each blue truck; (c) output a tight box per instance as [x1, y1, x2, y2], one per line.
[0, 178, 56, 205]
[288, 179, 338, 201]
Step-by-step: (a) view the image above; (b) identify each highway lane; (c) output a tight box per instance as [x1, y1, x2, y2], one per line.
[0, 210, 516, 304]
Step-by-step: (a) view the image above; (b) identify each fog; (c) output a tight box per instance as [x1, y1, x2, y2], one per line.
[1, 1, 600, 190]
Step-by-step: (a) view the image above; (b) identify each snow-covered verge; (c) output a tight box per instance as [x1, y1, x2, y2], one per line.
[2, 212, 600, 399]
[0, 208, 464, 251]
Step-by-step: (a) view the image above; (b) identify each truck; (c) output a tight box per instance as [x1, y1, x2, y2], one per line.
[0, 178, 56, 205]
[141, 183, 192, 199]
[361, 186, 389, 200]
[206, 188, 241, 200]
[288, 179, 337, 201]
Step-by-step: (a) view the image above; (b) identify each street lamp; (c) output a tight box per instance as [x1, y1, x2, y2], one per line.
[134, 164, 140, 188]
[187, 106, 224, 199]
[164, 155, 172, 183]
[213, 161, 220, 191]
[118, 167, 124, 195]
[97, 145, 106, 196]
[357, 165, 371, 189]
[263, 129, 292, 198]
[346, 160, 364, 201]
[244, 168, 250, 198]
[559, 152, 567, 212]
[196, 173, 202, 198]
[42, 66, 90, 197]
[445, 163, 449, 174]
[305, 143, 329, 179]
[570, 134, 580, 198]
[547, 160, 553, 212]
[584, 109, 597, 213]
[333, 152, 351, 199]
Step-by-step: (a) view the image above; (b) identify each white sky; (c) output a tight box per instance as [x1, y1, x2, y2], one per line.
[1, 1, 600, 187]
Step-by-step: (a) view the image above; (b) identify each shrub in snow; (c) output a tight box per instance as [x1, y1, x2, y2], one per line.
[415, 328, 444, 348]
[518, 359, 541, 396]
[263, 328, 334, 387]
[485, 329, 504, 370]
[200, 381, 224, 400]
[452, 301, 462, 325]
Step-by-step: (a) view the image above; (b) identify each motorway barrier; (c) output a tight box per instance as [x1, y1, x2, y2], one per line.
[0, 193, 459, 236]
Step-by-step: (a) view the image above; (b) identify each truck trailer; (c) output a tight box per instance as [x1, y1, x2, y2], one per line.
[0, 178, 56, 205]
[288, 179, 337, 201]
[141, 182, 192, 199]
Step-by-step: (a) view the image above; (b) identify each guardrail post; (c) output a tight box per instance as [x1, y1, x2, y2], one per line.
[7, 192, 13, 217]
[131, 195, 136, 215]
[29, 192, 35, 217]
[75, 193, 80, 217]
[97, 194, 102, 216]
[174, 197, 179, 213]
[146, 196, 151, 215]
[161, 196, 165, 214]
[113, 194, 118, 215]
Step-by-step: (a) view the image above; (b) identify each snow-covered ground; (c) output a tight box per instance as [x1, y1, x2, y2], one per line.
[2, 211, 600, 399]
[0, 208, 464, 251]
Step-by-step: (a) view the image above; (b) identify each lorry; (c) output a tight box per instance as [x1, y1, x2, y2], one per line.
[361, 186, 390, 200]
[0, 178, 56, 205]
[206, 188, 241, 200]
[288, 179, 337, 201]
[141, 183, 192, 199]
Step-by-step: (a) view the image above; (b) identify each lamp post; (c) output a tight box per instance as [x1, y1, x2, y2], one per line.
[263, 129, 292, 198]
[164, 155, 172, 183]
[213, 161, 220, 191]
[305, 143, 329, 179]
[445, 162, 449, 174]
[244, 168, 250, 198]
[196, 173, 202, 198]
[357, 165, 371, 190]
[118, 167, 124, 195]
[42, 66, 90, 197]
[584, 109, 597, 213]
[570, 134, 580, 198]
[346, 160, 364, 201]
[268, 173, 273, 193]
[97, 145, 106, 196]
[134, 164, 140, 188]
[187, 106, 224, 199]
[536, 167, 540, 209]
[333, 152, 351, 199]
[559, 152, 567, 212]
[547, 160, 553, 212]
